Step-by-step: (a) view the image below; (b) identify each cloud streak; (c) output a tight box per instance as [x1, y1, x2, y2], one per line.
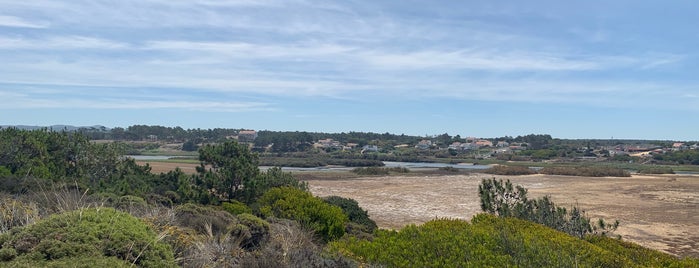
[0, 0, 696, 131]
[0, 89, 274, 112]
[0, 15, 48, 28]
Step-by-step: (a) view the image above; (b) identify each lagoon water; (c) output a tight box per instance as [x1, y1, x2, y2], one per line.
[126, 155, 177, 160]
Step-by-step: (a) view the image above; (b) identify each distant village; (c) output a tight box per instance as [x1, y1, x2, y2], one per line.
[226, 130, 698, 162]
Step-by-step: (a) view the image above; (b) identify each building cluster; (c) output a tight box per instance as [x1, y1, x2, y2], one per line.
[227, 130, 258, 143]
[313, 138, 378, 152]
[606, 142, 699, 157]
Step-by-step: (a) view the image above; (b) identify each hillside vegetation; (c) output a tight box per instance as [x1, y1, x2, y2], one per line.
[0, 128, 696, 267]
[330, 215, 698, 267]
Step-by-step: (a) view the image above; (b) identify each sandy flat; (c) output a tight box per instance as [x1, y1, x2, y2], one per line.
[308, 173, 699, 258]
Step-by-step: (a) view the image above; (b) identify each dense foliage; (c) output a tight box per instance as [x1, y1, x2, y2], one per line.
[259, 187, 347, 241]
[483, 165, 537, 175]
[540, 166, 631, 177]
[653, 149, 699, 165]
[330, 215, 697, 267]
[0, 208, 176, 267]
[196, 141, 261, 203]
[260, 156, 384, 168]
[1, 128, 696, 267]
[638, 166, 676, 174]
[351, 166, 409, 175]
[323, 196, 378, 233]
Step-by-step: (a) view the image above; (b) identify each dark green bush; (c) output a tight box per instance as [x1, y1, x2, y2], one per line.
[483, 165, 536, 175]
[174, 203, 236, 235]
[5, 256, 132, 268]
[232, 213, 270, 250]
[540, 166, 630, 177]
[145, 193, 173, 208]
[259, 187, 347, 241]
[323, 196, 377, 233]
[0, 208, 175, 267]
[0, 247, 17, 261]
[351, 167, 409, 175]
[438, 166, 460, 172]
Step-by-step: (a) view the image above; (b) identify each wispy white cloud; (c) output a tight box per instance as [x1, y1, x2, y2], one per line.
[357, 50, 600, 71]
[0, 89, 274, 112]
[0, 0, 694, 115]
[0, 15, 49, 28]
[0, 36, 129, 50]
[143, 40, 355, 60]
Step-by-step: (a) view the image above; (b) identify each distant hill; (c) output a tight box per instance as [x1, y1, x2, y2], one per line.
[0, 125, 109, 131]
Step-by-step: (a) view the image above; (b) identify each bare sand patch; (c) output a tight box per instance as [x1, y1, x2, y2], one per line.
[308, 173, 699, 258]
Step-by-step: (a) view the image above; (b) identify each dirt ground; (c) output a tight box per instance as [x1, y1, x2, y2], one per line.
[137, 161, 199, 174]
[307, 173, 699, 258]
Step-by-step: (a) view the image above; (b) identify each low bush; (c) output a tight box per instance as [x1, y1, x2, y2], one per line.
[114, 195, 148, 210]
[330, 215, 695, 267]
[323, 196, 377, 233]
[351, 167, 389, 175]
[4, 256, 132, 268]
[222, 200, 253, 215]
[351, 167, 410, 175]
[239, 218, 357, 268]
[174, 203, 237, 235]
[438, 166, 460, 172]
[586, 235, 699, 267]
[483, 165, 536, 175]
[232, 213, 270, 250]
[637, 166, 675, 174]
[259, 187, 347, 241]
[0, 208, 175, 267]
[539, 166, 630, 177]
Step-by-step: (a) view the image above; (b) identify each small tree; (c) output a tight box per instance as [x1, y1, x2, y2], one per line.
[478, 178, 618, 238]
[478, 178, 529, 218]
[196, 141, 259, 203]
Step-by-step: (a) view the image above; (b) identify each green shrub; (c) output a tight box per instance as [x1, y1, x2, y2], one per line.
[144, 193, 173, 208]
[637, 166, 675, 174]
[585, 235, 698, 267]
[438, 166, 460, 172]
[483, 165, 536, 175]
[0, 208, 175, 267]
[232, 213, 270, 250]
[114, 195, 148, 210]
[0, 247, 17, 261]
[323, 196, 377, 233]
[163, 191, 181, 204]
[222, 200, 253, 215]
[351, 167, 389, 175]
[351, 167, 409, 175]
[5, 256, 132, 268]
[539, 166, 630, 177]
[330, 215, 697, 268]
[259, 187, 347, 241]
[174, 203, 236, 235]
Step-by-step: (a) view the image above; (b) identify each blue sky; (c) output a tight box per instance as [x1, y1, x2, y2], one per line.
[1, 1, 697, 140]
